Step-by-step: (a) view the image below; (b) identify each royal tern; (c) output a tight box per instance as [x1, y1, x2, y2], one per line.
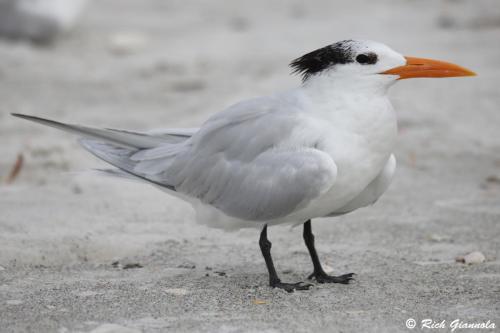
[13, 40, 475, 292]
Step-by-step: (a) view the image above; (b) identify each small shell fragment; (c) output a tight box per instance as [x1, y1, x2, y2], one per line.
[427, 234, 452, 243]
[322, 263, 335, 274]
[109, 32, 149, 55]
[455, 251, 486, 264]
[5, 154, 24, 184]
[89, 324, 140, 333]
[164, 288, 189, 296]
[252, 299, 268, 305]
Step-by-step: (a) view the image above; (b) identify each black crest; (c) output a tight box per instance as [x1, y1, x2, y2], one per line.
[290, 40, 355, 81]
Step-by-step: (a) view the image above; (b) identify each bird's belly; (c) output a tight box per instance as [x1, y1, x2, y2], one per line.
[313, 158, 388, 217]
[291, 123, 397, 221]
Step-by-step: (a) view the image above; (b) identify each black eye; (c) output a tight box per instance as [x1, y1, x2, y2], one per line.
[356, 53, 378, 65]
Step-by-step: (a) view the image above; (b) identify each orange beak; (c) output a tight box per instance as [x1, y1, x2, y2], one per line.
[382, 56, 476, 79]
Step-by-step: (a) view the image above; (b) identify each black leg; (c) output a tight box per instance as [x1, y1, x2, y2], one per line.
[259, 225, 312, 292]
[303, 220, 355, 284]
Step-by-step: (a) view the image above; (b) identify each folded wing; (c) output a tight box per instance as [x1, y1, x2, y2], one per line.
[162, 97, 338, 221]
[13, 95, 337, 223]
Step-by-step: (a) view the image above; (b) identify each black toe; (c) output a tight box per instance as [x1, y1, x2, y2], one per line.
[308, 271, 355, 284]
[271, 280, 313, 292]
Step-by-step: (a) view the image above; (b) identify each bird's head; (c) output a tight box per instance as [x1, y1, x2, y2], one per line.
[290, 40, 475, 86]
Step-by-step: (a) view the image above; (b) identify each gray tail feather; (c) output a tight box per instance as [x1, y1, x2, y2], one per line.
[11, 113, 169, 148]
[92, 168, 142, 182]
[79, 138, 176, 191]
[12, 113, 178, 191]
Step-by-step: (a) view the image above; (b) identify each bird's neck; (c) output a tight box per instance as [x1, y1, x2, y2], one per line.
[297, 73, 398, 140]
[301, 73, 395, 102]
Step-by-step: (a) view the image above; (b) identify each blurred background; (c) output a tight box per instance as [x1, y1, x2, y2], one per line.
[0, 0, 499, 332]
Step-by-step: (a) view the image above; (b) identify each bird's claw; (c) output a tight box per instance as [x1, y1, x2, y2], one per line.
[308, 272, 355, 284]
[271, 280, 313, 292]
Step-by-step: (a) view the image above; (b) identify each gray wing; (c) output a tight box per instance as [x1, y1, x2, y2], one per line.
[98, 96, 337, 222]
[158, 96, 338, 221]
[172, 148, 337, 221]
[13, 95, 338, 222]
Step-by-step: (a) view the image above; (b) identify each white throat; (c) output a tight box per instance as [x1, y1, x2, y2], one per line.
[302, 73, 396, 102]
[297, 72, 398, 153]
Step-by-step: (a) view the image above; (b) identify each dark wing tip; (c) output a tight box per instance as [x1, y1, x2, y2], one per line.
[11, 113, 42, 121]
[10, 113, 68, 128]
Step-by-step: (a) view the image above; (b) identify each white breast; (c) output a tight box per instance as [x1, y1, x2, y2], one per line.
[284, 75, 398, 221]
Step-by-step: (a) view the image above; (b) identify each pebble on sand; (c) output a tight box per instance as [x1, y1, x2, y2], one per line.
[89, 324, 140, 333]
[455, 251, 486, 264]
[108, 32, 149, 55]
[164, 288, 189, 296]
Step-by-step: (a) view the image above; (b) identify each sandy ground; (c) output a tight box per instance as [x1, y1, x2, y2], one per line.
[1, 0, 499, 332]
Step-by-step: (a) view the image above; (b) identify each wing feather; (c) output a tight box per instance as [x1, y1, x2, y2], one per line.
[164, 96, 337, 221]
[13, 92, 337, 224]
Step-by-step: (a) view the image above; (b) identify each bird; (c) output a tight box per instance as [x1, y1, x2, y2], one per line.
[0, 0, 87, 44]
[12, 40, 475, 292]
